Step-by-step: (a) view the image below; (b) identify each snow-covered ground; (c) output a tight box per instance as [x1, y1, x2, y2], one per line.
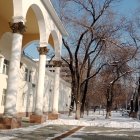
[1, 111, 140, 132]
[0, 111, 140, 140]
[46, 111, 140, 129]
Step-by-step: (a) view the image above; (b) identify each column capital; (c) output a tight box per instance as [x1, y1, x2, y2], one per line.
[37, 47, 49, 55]
[53, 60, 62, 67]
[9, 22, 26, 34]
[39, 42, 48, 47]
[12, 16, 26, 23]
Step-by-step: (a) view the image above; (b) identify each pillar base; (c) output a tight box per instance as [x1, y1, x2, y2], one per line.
[30, 114, 46, 123]
[48, 113, 59, 120]
[0, 117, 21, 129]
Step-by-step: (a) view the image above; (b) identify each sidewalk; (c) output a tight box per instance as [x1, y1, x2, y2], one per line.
[0, 125, 75, 140]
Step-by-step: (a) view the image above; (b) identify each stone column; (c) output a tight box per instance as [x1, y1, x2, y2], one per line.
[0, 21, 25, 129]
[30, 47, 48, 123]
[48, 60, 62, 120]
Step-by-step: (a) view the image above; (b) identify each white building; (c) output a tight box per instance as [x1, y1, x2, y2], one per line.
[0, 0, 71, 129]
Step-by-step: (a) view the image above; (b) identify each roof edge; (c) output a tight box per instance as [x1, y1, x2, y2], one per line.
[41, 0, 68, 37]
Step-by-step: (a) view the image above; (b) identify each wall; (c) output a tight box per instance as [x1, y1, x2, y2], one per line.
[43, 69, 71, 113]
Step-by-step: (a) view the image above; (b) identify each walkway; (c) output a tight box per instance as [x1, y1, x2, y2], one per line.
[63, 126, 140, 140]
[0, 125, 140, 140]
[0, 124, 75, 140]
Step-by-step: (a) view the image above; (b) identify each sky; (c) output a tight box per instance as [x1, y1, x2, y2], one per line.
[24, 0, 140, 59]
[114, 0, 139, 17]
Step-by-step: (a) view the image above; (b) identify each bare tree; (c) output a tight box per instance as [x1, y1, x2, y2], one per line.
[53, 0, 124, 119]
[99, 41, 138, 118]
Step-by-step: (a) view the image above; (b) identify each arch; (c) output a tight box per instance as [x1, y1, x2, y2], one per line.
[23, 40, 39, 59]
[49, 30, 60, 47]
[13, 0, 48, 45]
[12, 0, 62, 57]
[23, 40, 39, 50]
[25, 4, 47, 45]
[49, 30, 61, 59]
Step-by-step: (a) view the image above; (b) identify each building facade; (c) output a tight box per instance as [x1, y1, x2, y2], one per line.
[0, 0, 70, 129]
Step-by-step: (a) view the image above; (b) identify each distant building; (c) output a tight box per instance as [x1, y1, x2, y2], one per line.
[45, 60, 72, 83]
[60, 62, 72, 83]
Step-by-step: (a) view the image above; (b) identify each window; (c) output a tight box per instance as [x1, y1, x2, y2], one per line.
[1, 89, 6, 106]
[29, 70, 32, 82]
[24, 68, 28, 81]
[22, 92, 26, 106]
[20, 62, 23, 68]
[49, 70, 55, 72]
[24, 69, 33, 82]
[3, 59, 9, 75]
[32, 84, 36, 88]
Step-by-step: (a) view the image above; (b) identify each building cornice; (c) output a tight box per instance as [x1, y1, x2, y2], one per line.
[41, 0, 68, 37]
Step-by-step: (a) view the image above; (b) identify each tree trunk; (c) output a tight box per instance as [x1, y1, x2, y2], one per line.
[69, 94, 75, 116]
[80, 96, 87, 118]
[131, 99, 134, 112]
[129, 99, 133, 117]
[75, 102, 81, 119]
[80, 91, 87, 118]
[106, 100, 112, 119]
[80, 105, 84, 118]
[69, 80, 76, 116]
[135, 97, 138, 112]
[105, 85, 113, 119]
[75, 89, 81, 120]
[134, 97, 138, 118]
[86, 103, 89, 116]
[80, 60, 90, 118]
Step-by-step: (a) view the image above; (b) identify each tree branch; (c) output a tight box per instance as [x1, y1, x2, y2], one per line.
[81, 63, 107, 86]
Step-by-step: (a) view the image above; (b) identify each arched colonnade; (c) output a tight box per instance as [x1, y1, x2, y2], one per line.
[0, 0, 68, 129]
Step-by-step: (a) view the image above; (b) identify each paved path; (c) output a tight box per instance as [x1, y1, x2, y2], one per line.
[0, 125, 75, 140]
[0, 125, 140, 140]
[64, 126, 140, 140]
